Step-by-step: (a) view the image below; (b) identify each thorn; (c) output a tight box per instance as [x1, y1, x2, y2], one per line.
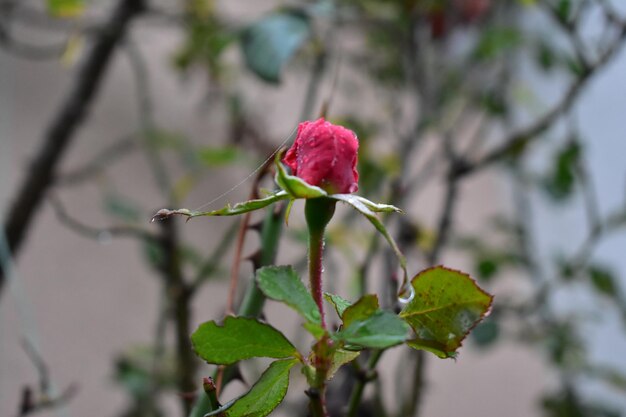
[247, 220, 263, 232]
[245, 250, 262, 268]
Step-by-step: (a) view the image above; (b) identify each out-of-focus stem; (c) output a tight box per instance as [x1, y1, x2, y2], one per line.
[346, 349, 383, 417]
[188, 205, 284, 417]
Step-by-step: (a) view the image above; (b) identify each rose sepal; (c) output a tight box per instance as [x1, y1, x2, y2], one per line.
[274, 149, 328, 199]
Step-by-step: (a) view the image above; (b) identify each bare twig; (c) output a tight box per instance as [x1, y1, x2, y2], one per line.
[458, 19, 626, 178]
[55, 135, 137, 186]
[49, 194, 155, 242]
[17, 339, 78, 417]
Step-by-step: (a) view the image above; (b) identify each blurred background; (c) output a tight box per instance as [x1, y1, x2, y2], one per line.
[1, 1, 626, 416]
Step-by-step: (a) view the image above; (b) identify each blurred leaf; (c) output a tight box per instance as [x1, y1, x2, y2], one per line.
[174, 13, 234, 75]
[327, 350, 360, 380]
[471, 320, 500, 348]
[541, 386, 620, 417]
[556, 0, 572, 23]
[146, 129, 189, 150]
[335, 310, 409, 349]
[196, 146, 241, 166]
[256, 265, 321, 324]
[400, 266, 493, 359]
[473, 27, 522, 61]
[543, 141, 581, 201]
[565, 56, 586, 77]
[241, 10, 311, 83]
[142, 239, 164, 271]
[476, 257, 499, 281]
[224, 359, 298, 417]
[114, 346, 177, 395]
[536, 40, 557, 71]
[187, 0, 215, 18]
[480, 90, 509, 117]
[171, 174, 197, 204]
[191, 317, 298, 365]
[103, 193, 142, 223]
[590, 366, 626, 393]
[47, 0, 84, 18]
[324, 293, 352, 318]
[61, 33, 84, 67]
[546, 322, 584, 367]
[341, 294, 379, 328]
[588, 264, 618, 298]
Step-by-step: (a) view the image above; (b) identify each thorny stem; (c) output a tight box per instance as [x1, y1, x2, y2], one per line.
[309, 227, 326, 329]
[305, 198, 336, 330]
[305, 198, 336, 417]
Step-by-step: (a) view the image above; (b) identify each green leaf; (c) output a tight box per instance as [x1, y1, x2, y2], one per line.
[327, 350, 360, 380]
[191, 317, 298, 365]
[151, 190, 290, 221]
[400, 266, 493, 359]
[473, 27, 522, 61]
[274, 153, 327, 199]
[225, 359, 297, 417]
[302, 322, 326, 339]
[329, 194, 409, 297]
[196, 146, 241, 166]
[556, 0, 571, 22]
[256, 266, 321, 324]
[341, 294, 379, 328]
[476, 257, 499, 281]
[543, 141, 581, 201]
[324, 293, 352, 318]
[241, 11, 311, 83]
[536, 40, 557, 72]
[103, 193, 142, 223]
[471, 320, 500, 348]
[589, 264, 618, 297]
[47, 0, 84, 18]
[336, 310, 409, 349]
[350, 195, 402, 214]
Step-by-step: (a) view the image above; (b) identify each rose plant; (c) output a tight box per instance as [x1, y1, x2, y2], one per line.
[153, 119, 493, 417]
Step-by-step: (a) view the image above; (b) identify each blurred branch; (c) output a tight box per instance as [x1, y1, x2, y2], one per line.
[54, 135, 138, 186]
[0, 0, 146, 300]
[156, 218, 196, 415]
[125, 35, 172, 198]
[17, 339, 78, 417]
[458, 17, 626, 178]
[49, 194, 155, 242]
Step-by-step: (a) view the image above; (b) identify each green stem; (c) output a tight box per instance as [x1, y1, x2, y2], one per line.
[346, 350, 384, 417]
[304, 198, 336, 417]
[305, 198, 336, 329]
[307, 388, 328, 417]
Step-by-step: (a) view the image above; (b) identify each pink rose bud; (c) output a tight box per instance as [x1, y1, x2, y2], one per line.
[283, 118, 359, 194]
